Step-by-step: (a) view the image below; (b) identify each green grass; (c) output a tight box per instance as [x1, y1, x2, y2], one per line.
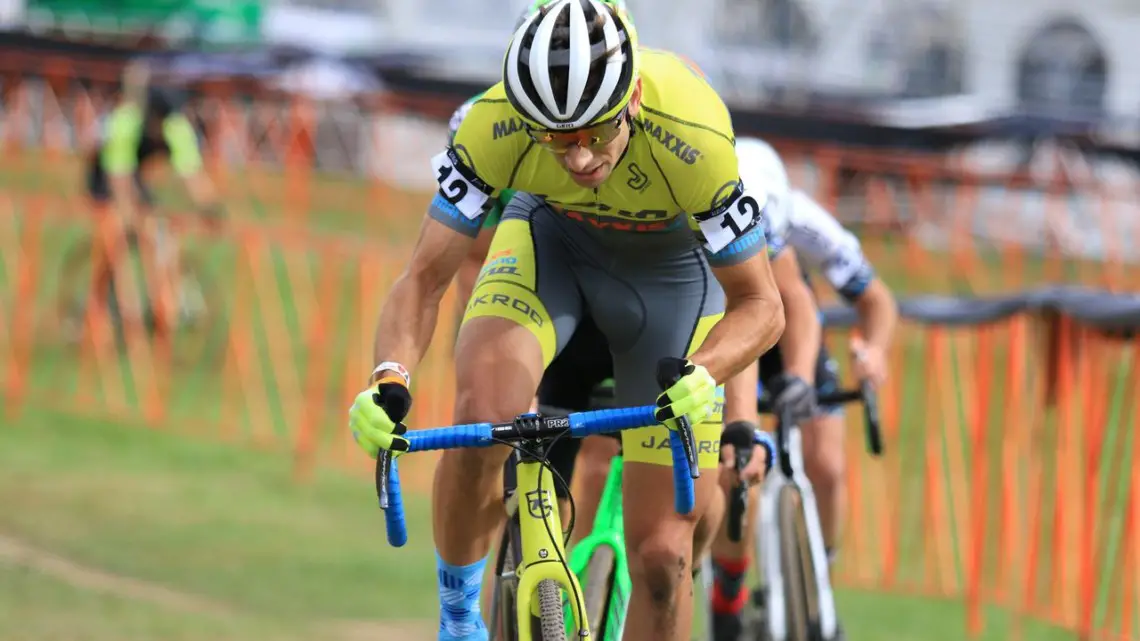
[0, 409, 1088, 641]
[0, 410, 438, 623]
[0, 567, 300, 641]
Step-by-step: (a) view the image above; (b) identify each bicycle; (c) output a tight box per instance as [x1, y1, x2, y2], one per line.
[376, 403, 703, 641]
[714, 383, 883, 641]
[57, 209, 226, 365]
[532, 396, 775, 641]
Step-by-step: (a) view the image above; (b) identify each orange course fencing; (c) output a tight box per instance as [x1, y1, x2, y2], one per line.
[1, 57, 1139, 640]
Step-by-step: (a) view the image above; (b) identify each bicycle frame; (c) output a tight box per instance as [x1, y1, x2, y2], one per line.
[566, 455, 630, 640]
[514, 454, 589, 641]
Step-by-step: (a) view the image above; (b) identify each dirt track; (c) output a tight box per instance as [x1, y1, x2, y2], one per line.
[0, 533, 435, 640]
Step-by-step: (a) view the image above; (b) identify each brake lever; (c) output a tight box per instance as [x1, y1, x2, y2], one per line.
[676, 416, 701, 480]
[375, 451, 392, 509]
[860, 379, 884, 456]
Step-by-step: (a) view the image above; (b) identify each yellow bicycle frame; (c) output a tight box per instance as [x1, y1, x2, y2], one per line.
[514, 458, 589, 641]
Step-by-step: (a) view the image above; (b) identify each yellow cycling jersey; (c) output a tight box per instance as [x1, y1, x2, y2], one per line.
[430, 48, 769, 265]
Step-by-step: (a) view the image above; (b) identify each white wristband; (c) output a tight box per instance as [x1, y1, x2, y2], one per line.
[372, 361, 411, 387]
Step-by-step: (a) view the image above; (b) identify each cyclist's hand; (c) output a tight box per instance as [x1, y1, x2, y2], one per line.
[850, 336, 888, 388]
[718, 443, 768, 486]
[738, 445, 768, 484]
[770, 373, 817, 426]
[348, 376, 412, 458]
[654, 357, 717, 430]
[720, 421, 769, 486]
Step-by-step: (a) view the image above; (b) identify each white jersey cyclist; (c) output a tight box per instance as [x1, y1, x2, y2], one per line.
[735, 137, 875, 303]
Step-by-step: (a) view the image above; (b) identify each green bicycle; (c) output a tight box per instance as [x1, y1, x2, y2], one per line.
[531, 381, 631, 641]
[545, 382, 776, 641]
[565, 446, 629, 640]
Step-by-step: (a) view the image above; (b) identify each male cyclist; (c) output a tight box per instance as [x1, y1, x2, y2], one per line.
[445, 84, 816, 560]
[87, 60, 221, 223]
[347, 2, 785, 640]
[708, 137, 899, 641]
[85, 61, 223, 321]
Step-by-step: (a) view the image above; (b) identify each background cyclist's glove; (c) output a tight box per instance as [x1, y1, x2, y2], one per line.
[721, 420, 772, 484]
[769, 373, 817, 426]
[348, 377, 412, 458]
[654, 357, 717, 430]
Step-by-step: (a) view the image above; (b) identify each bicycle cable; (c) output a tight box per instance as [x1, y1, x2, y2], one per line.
[490, 424, 586, 630]
[537, 428, 587, 631]
[487, 435, 578, 547]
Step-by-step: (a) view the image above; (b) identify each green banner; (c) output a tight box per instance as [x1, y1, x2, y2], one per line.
[25, 0, 264, 46]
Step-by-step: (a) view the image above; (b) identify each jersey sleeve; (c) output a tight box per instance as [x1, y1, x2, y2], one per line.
[785, 190, 875, 302]
[163, 115, 203, 177]
[428, 89, 525, 237]
[683, 139, 772, 267]
[100, 105, 143, 176]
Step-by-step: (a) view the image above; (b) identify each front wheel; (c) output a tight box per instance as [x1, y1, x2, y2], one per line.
[55, 235, 226, 367]
[777, 485, 820, 641]
[536, 579, 567, 641]
[581, 545, 616, 639]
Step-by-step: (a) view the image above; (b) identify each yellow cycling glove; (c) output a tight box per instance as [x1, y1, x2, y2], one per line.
[348, 376, 412, 458]
[654, 357, 717, 430]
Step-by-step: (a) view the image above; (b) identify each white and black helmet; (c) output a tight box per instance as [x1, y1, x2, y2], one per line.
[504, 0, 639, 130]
[736, 137, 792, 237]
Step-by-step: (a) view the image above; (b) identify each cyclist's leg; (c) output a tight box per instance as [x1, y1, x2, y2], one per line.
[85, 170, 117, 303]
[798, 343, 847, 564]
[692, 462, 726, 562]
[535, 313, 618, 545]
[593, 250, 726, 641]
[86, 170, 148, 319]
[133, 177, 180, 329]
[438, 194, 582, 640]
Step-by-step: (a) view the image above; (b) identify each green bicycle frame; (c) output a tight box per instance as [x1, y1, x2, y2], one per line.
[515, 457, 589, 640]
[567, 456, 630, 640]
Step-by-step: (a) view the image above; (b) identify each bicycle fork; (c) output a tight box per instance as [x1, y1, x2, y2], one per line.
[757, 427, 839, 641]
[514, 456, 589, 640]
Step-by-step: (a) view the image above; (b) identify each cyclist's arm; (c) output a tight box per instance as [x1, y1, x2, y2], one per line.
[164, 115, 221, 210]
[770, 245, 820, 383]
[455, 224, 495, 315]
[852, 277, 897, 353]
[723, 362, 760, 425]
[698, 252, 783, 384]
[785, 189, 896, 352]
[101, 105, 143, 219]
[374, 145, 498, 380]
[373, 214, 477, 377]
[721, 244, 818, 426]
[686, 182, 786, 382]
[678, 139, 786, 380]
